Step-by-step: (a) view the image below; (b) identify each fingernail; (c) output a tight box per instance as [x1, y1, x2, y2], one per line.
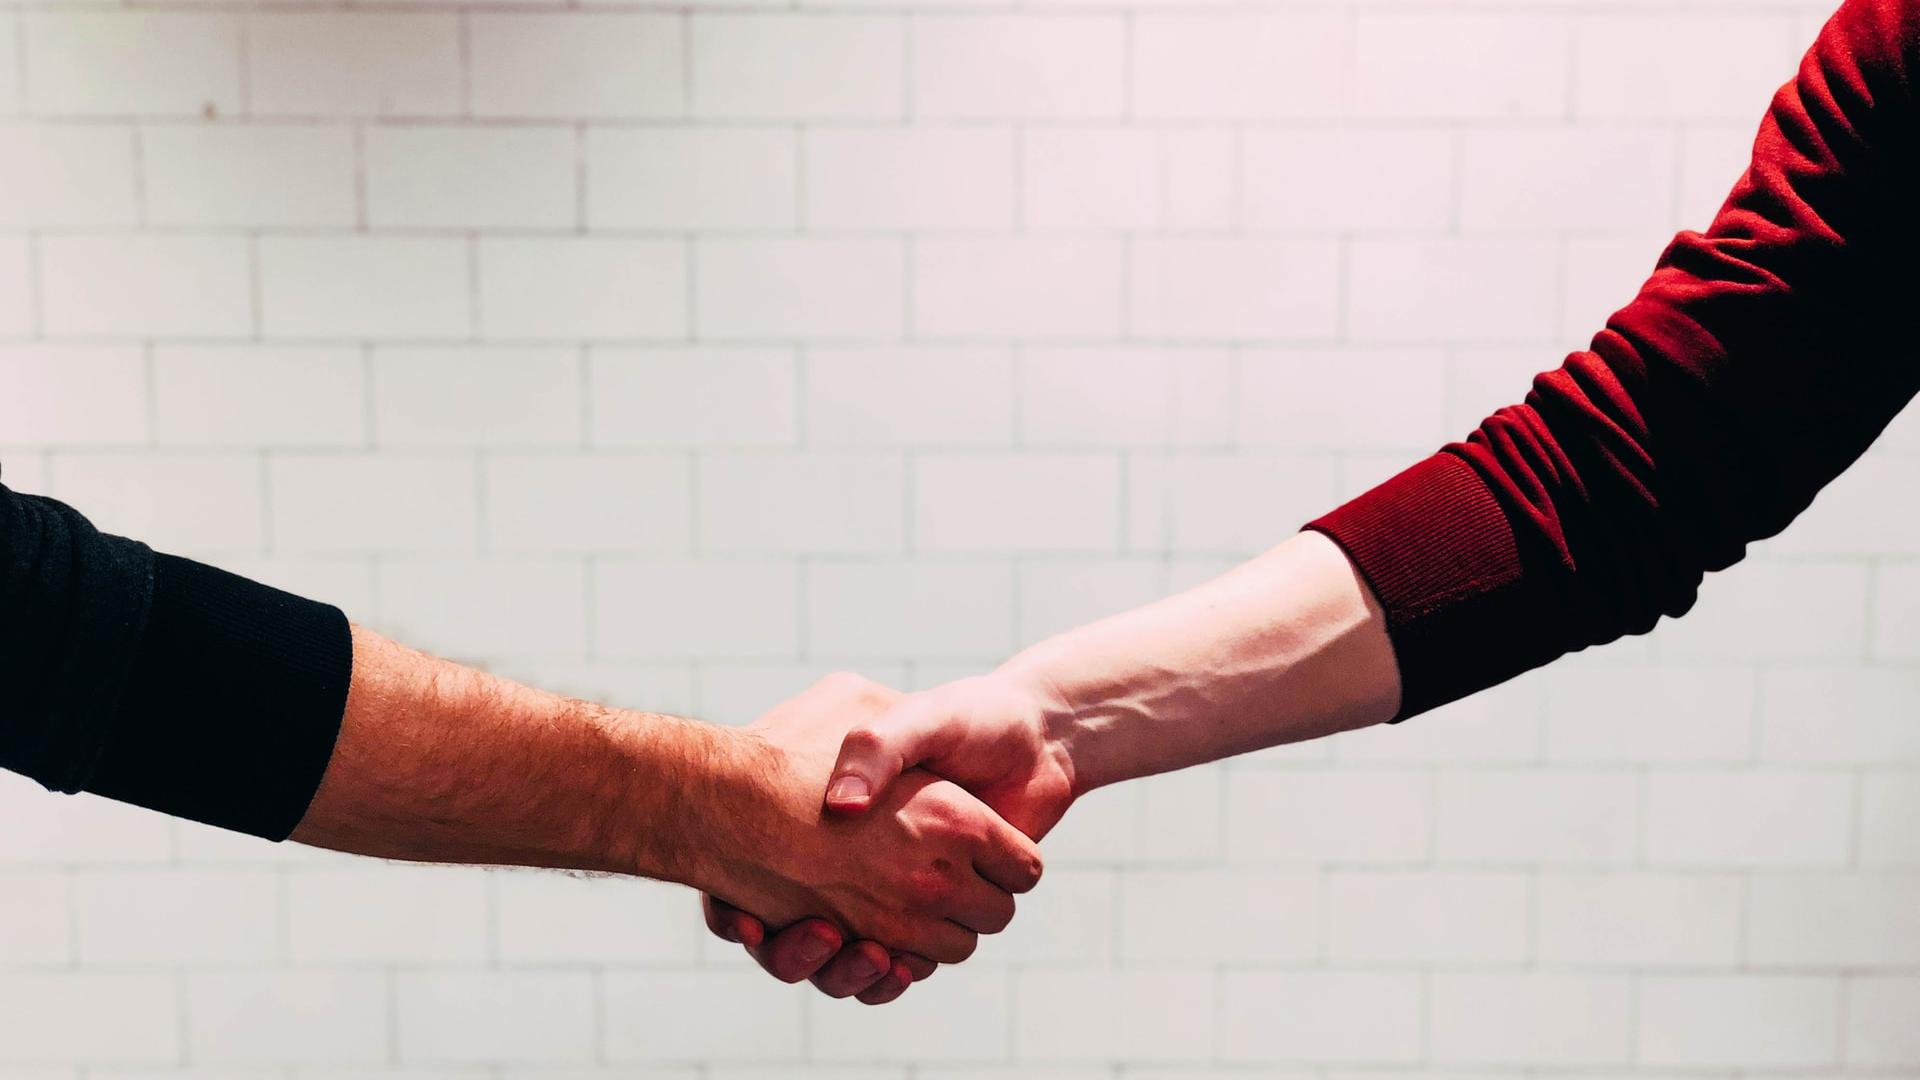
[851, 953, 884, 979]
[827, 776, 870, 804]
[799, 930, 835, 964]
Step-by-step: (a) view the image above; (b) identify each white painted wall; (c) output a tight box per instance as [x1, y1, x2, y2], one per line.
[1, 0, 1916, 1073]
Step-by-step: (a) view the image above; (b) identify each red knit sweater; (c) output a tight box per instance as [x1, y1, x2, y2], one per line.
[1310, 0, 1918, 719]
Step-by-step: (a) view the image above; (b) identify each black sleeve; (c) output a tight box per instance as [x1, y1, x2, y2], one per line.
[1, 477, 353, 840]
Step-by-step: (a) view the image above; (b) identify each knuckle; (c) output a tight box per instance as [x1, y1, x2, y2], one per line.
[977, 900, 1014, 936]
[943, 932, 979, 964]
[840, 725, 888, 757]
[811, 973, 859, 999]
[902, 864, 958, 909]
[1019, 852, 1045, 892]
[813, 671, 866, 699]
[828, 670, 877, 694]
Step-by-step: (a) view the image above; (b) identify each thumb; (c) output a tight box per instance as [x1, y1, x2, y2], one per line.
[826, 692, 961, 815]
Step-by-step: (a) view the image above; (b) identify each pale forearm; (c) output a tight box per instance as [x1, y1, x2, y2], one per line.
[1006, 531, 1401, 793]
[291, 625, 744, 886]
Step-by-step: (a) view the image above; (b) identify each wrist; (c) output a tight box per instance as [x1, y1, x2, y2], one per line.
[994, 650, 1109, 798]
[586, 709, 774, 891]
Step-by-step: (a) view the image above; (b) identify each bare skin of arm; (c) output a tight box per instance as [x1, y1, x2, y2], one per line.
[295, 626, 1043, 1003]
[708, 531, 1402, 992]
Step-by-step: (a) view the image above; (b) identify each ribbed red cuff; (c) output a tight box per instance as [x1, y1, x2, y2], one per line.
[1307, 453, 1557, 721]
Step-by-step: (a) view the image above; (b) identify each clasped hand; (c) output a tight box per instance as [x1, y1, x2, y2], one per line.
[699, 670, 1078, 1005]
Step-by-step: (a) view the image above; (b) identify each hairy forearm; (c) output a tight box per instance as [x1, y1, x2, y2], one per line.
[1007, 531, 1401, 793]
[291, 625, 752, 886]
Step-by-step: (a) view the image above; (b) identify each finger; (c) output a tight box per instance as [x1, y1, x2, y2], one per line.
[897, 952, 938, 982]
[807, 940, 893, 999]
[701, 895, 765, 948]
[942, 876, 1017, 935]
[746, 919, 843, 984]
[971, 813, 1046, 895]
[827, 693, 963, 815]
[854, 958, 917, 1006]
[892, 915, 978, 965]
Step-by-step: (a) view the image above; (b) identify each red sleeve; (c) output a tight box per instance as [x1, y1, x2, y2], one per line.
[1309, 0, 1919, 719]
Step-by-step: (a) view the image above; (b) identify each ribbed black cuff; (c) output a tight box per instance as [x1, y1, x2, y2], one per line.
[1306, 452, 1564, 721]
[83, 555, 353, 840]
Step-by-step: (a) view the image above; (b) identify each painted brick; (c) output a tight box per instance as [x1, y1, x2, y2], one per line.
[269, 453, 476, 554]
[1536, 872, 1743, 967]
[1227, 769, 1429, 864]
[1348, 237, 1560, 343]
[804, 127, 1013, 230]
[1013, 971, 1213, 1062]
[912, 453, 1118, 553]
[1327, 871, 1530, 965]
[1025, 128, 1232, 230]
[913, 236, 1124, 339]
[153, 346, 365, 448]
[374, 558, 587, 659]
[803, 346, 1013, 447]
[1434, 770, 1639, 865]
[1746, 874, 1920, 968]
[1134, 14, 1347, 119]
[587, 129, 795, 230]
[1353, 13, 1569, 119]
[470, 13, 683, 119]
[0, 125, 136, 227]
[364, 127, 575, 230]
[1130, 236, 1341, 342]
[1861, 773, 1920, 866]
[0, 975, 177, 1063]
[0, 872, 69, 967]
[1638, 975, 1840, 1068]
[1460, 127, 1677, 230]
[484, 453, 691, 554]
[1848, 977, 1920, 1067]
[373, 346, 581, 446]
[142, 125, 355, 228]
[696, 237, 904, 340]
[1574, 14, 1803, 120]
[49, 453, 263, 555]
[1219, 972, 1421, 1063]
[1644, 770, 1852, 867]
[40, 235, 251, 339]
[25, 13, 240, 117]
[700, 452, 903, 553]
[1243, 128, 1454, 231]
[588, 347, 796, 448]
[594, 558, 796, 659]
[186, 973, 387, 1064]
[247, 14, 460, 117]
[1760, 666, 1920, 763]
[806, 560, 1012, 657]
[396, 973, 596, 1064]
[602, 972, 804, 1062]
[259, 237, 469, 340]
[690, 15, 902, 120]
[494, 872, 700, 965]
[913, 15, 1125, 119]
[0, 346, 146, 446]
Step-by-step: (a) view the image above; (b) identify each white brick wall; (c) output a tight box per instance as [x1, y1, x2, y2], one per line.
[1, 0, 1914, 1073]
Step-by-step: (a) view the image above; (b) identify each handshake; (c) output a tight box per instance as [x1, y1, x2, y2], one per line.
[683, 666, 1079, 1006]
[654, 532, 1402, 1005]
[296, 533, 1399, 1006]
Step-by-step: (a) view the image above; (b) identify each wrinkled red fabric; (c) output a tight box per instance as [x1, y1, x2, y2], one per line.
[1311, 0, 1919, 719]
